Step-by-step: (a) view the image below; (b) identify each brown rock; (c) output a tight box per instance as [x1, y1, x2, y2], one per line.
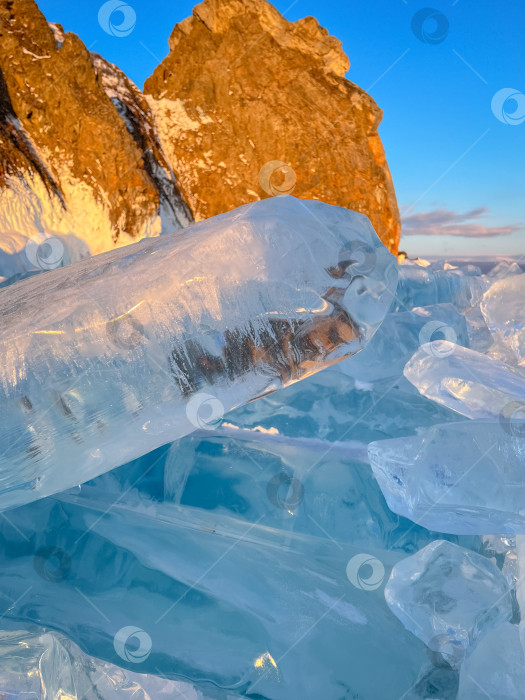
[0, 63, 62, 199]
[91, 52, 192, 232]
[0, 0, 190, 255]
[144, 0, 400, 252]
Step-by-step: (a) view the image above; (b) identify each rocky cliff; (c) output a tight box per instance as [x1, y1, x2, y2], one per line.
[0, 0, 400, 285]
[0, 0, 191, 283]
[144, 0, 400, 252]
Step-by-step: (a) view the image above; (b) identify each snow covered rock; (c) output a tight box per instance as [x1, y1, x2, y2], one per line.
[0, 0, 191, 285]
[1, 0, 402, 290]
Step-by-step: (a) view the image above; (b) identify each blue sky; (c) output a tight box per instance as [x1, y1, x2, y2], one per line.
[39, 0, 525, 257]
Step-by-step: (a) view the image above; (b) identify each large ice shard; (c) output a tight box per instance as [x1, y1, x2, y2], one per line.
[384, 540, 513, 667]
[369, 421, 525, 534]
[481, 273, 525, 366]
[0, 196, 397, 510]
[404, 342, 525, 420]
[394, 262, 487, 312]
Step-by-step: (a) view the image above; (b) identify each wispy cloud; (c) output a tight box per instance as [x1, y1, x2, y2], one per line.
[402, 207, 522, 238]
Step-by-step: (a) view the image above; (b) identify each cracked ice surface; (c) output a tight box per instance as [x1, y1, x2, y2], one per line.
[0, 473, 428, 700]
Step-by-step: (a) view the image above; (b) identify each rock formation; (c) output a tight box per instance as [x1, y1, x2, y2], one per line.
[0, 0, 191, 270]
[0, 0, 400, 282]
[144, 0, 400, 252]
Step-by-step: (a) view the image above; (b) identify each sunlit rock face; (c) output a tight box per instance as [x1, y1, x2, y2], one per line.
[0, 196, 397, 510]
[0, 0, 400, 288]
[144, 0, 401, 253]
[0, 0, 191, 279]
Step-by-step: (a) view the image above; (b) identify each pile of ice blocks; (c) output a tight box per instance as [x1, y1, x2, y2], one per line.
[0, 198, 523, 699]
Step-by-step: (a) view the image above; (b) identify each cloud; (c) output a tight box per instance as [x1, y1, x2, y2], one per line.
[402, 207, 522, 238]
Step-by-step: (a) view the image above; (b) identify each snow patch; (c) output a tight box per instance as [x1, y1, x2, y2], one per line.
[147, 97, 202, 140]
[0, 170, 162, 286]
[48, 23, 65, 48]
[21, 48, 50, 59]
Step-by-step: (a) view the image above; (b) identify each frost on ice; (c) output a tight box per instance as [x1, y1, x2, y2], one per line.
[0, 196, 397, 509]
